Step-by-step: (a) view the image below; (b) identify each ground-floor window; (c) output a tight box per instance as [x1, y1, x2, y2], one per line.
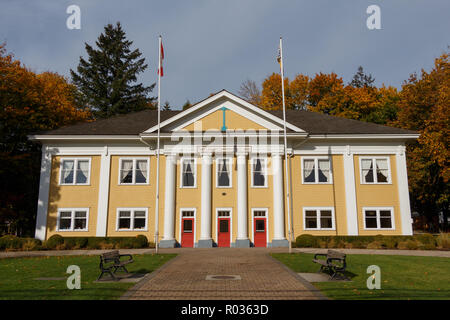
[57, 208, 89, 231]
[363, 207, 394, 230]
[116, 208, 148, 231]
[303, 207, 335, 230]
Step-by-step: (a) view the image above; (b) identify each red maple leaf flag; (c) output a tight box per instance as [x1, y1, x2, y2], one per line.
[158, 39, 164, 77]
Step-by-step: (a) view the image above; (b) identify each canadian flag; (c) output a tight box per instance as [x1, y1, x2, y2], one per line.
[158, 39, 164, 77]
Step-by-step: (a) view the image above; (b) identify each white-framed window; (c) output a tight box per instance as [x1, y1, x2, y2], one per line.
[180, 157, 196, 188]
[216, 157, 232, 188]
[360, 157, 391, 184]
[119, 158, 149, 185]
[251, 157, 267, 187]
[303, 207, 335, 230]
[301, 157, 332, 184]
[56, 208, 89, 231]
[363, 207, 395, 230]
[116, 208, 148, 231]
[59, 158, 91, 185]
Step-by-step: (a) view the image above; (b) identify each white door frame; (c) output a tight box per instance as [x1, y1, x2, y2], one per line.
[179, 208, 197, 247]
[251, 208, 269, 248]
[215, 207, 233, 247]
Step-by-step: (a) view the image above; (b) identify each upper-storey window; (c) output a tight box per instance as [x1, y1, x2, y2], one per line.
[119, 158, 149, 185]
[181, 158, 196, 188]
[60, 158, 91, 185]
[360, 157, 390, 184]
[302, 157, 332, 184]
[216, 158, 232, 188]
[251, 157, 267, 187]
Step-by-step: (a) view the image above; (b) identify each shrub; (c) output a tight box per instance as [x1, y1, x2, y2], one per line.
[133, 235, 148, 248]
[397, 240, 419, 250]
[295, 234, 318, 248]
[414, 234, 436, 246]
[21, 239, 41, 251]
[45, 235, 64, 249]
[436, 233, 450, 249]
[381, 237, 397, 249]
[367, 241, 383, 249]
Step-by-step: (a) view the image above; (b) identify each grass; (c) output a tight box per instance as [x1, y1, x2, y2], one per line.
[272, 253, 450, 300]
[0, 253, 176, 300]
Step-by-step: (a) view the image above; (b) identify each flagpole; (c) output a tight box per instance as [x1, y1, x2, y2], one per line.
[154, 35, 162, 254]
[279, 37, 292, 254]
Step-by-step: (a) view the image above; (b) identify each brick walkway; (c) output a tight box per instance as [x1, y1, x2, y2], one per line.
[121, 248, 326, 300]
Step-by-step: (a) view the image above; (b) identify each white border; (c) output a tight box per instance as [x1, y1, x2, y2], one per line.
[359, 156, 392, 184]
[300, 156, 333, 184]
[58, 157, 91, 186]
[115, 207, 149, 231]
[56, 208, 90, 232]
[251, 208, 269, 248]
[118, 157, 150, 185]
[303, 207, 336, 231]
[215, 157, 233, 188]
[215, 207, 233, 247]
[250, 156, 268, 188]
[179, 208, 197, 246]
[180, 157, 197, 188]
[362, 207, 395, 230]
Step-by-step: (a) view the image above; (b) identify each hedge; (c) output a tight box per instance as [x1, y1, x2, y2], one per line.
[294, 234, 443, 250]
[0, 235, 153, 251]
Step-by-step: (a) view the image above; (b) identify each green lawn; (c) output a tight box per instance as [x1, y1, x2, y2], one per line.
[272, 253, 450, 300]
[0, 253, 176, 300]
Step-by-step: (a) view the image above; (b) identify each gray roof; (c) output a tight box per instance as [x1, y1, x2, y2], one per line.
[34, 108, 417, 136]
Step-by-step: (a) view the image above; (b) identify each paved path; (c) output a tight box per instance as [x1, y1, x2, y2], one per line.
[121, 248, 326, 300]
[295, 248, 450, 257]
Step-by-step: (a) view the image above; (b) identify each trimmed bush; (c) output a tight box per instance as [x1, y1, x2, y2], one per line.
[295, 234, 318, 248]
[133, 235, 148, 248]
[414, 234, 436, 246]
[436, 233, 450, 249]
[397, 240, 419, 250]
[367, 241, 383, 249]
[45, 235, 64, 249]
[0, 236, 42, 251]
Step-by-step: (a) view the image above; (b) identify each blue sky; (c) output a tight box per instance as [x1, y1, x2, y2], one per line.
[1, 0, 449, 109]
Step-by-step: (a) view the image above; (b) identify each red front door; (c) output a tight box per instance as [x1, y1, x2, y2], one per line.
[181, 218, 194, 247]
[254, 218, 267, 247]
[218, 218, 230, 247]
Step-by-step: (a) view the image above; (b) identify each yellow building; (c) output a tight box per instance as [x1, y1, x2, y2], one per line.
[30, 90, 419, 247]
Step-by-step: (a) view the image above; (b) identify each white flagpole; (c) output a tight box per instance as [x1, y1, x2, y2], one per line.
[154, 35, 162, 254]
[279, 37, 292, 254]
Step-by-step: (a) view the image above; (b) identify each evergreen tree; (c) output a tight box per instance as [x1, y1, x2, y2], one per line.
[349, 66, 375, 88]
[71, 22, 155, 118]
[162, 101, 171, 111]
[182, 99, 193, 110]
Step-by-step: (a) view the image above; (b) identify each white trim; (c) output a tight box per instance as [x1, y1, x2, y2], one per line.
[215, 208, 233, 247]
[35, 146, 51, 240]
[115, 207, 149, 232]
[250, 156, 268, 188]
[56, 208, 90, 232]
[58, 157, 91, 186]
[179, 208, 197, 246]
[251, 208, 269, 248]
[215, 157, 233, 188]
[118, 157, 150, 185]
[300, 156, 333, 184]
[359, 156, 392, 184]
[29, 135, 141, 141]
[396, 151, 413, 235]
[180, 157, 197, 188]
[343, 152, 359, 235]
[303, 207, 336, 231]
[96, 148, 111, 236]
[308, 134, 420, 140]
[362, 207, 395, 231]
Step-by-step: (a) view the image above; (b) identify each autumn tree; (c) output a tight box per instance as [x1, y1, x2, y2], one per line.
[71, 22, 155, 118]
[238, 79, 261, 105]
[182, 99, 193, 110]
[0, 43, 91, 236]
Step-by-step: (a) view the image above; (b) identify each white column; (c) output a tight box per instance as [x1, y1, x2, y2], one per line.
[343, 147, 359, 235]
[236, 151, 249, 247]
[35, 145, 51, 241]
[96, 147, 110, 237]
[272, 152, 286, 241]
[199, 152, 213, 247]
[396, 146, 413, 235]
[161, 153, 176, 247]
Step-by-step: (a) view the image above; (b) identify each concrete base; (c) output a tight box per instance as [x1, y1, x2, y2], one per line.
[271, 239, 289, 248]
[197, 239, 214, 248]
[159, 239, 177, 248]
[235, 239, 251, 248]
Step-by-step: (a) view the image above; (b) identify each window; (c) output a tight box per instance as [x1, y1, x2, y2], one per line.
[60, 158, 91, 185]
[181, 158, 196, 187]
[363, 208, 394, 230]
[119, 158, 149, 185]
[251, 157, 267, 187]
[57, 208, 89, 231]
[302, 157, 332, 184]
[303, 208, 335, 230]
[116, 208, 148, 231]
[216, 158, 232, 188]
[360, 157, 390, 184]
